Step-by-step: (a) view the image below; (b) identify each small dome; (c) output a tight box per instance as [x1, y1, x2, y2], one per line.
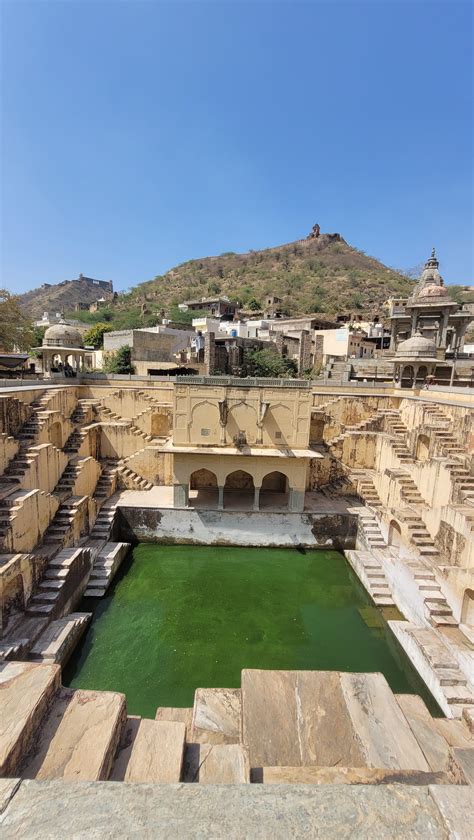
[418, 283, 448, 298]
[396, 331, 436, 358]
[43, 321, 83, 348]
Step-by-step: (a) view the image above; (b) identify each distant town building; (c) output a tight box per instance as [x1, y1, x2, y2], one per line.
[178, 296, 237, 320]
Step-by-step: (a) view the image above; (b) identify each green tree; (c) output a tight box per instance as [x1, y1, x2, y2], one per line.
[104, 345, 134, 374]
[0, 289, 33, 351]
[83, 322, 113, 348]
[247, 298, 262, 311]
[244, 347, 297, 378]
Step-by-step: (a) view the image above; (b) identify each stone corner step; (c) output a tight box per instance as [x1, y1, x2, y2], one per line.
[191, 687, 242, 745]
[0, 661, 61, 777]
[21, 686, 127, 782]
[111, 718, 185, 783]
[259, 765, 451, 785]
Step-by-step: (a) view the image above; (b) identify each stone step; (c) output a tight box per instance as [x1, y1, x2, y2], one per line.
[0, 662, 61, 776]
[443, 686, 474, 706]
[433, 718, 473, 748]
[437, 670, 468, 687]
[26, 603, 56, 617]
[259, 766, 451, 785]
[197, 743, 249, 783]
[395, 694, 451, 772]
[241, 670, 430, 771]
[191, 687, 242, 745]
[110, 718, 185, 783]
[155, 707, 193, 739]
[22, 687, 126, 781]
[28, 613, 91, 666]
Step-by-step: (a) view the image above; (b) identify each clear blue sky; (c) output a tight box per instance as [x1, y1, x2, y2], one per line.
[1, 0, 472, 294]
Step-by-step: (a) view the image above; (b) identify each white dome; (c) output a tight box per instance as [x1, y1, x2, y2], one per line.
[43, 322, 83, 348]
[396, 331, 436, 359]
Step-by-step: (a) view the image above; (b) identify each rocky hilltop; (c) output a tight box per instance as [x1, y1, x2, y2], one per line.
[16, 227, 415, 324]
[114, 224, 415, 320]
[18, 275, 114, 320]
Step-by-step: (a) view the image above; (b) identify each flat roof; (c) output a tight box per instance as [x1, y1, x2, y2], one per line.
[163, 442, 320, 458]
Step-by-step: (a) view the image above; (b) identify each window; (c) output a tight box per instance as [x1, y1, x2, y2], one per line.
[275, 431, 282, 439]
[201, 428, 210, 436]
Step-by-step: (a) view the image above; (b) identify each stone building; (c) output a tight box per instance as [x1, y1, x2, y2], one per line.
[387, 249, 472, 355]
[36, 319, 88, 377]
[167, 378, 317, 511]
[103, 326, 193, 375]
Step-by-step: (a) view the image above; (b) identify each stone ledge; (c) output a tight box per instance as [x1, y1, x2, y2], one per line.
[1, 780, 467, 839]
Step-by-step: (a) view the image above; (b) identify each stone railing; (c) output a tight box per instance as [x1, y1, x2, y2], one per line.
[175, 375, 311, 388]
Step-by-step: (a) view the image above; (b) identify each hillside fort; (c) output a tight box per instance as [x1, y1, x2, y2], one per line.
[0, 237, 473, 836]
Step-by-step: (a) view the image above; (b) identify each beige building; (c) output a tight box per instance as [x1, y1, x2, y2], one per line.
[165, 378, 317, 511]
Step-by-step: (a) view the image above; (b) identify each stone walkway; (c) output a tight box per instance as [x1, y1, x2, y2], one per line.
[1, 779, 472, 839]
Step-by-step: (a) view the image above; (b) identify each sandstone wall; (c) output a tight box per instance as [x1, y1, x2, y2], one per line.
[16, 443, 68, 495]
[4, 490, 60, 553]
[122, 448, 173, 485]
[0, 433, 19, 475]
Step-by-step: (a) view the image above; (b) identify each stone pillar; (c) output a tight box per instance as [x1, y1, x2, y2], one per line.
[204, 332, 216, 375]
[253, 486, 260, 511]
[173, 483, 189, 508]
[289, 488, 305, 512]
[274, 333, 284, 356]
[298, 330, 312, 374]
[411, 311, 417, 335]
[389, 321, 397, 351]
[440, 312, 449, 348]
[412, 364, 419, 389]
[217, 486, 224, 510]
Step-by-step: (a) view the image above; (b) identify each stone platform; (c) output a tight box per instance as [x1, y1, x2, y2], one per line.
[1, 779, 473, 839]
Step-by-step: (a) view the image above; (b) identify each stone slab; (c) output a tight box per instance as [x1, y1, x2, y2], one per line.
[453, 748, 474, 784]
[0, 780, 451, 839]
[124, 719, 185, 783]
[0, 662, 61, 776]
[22, 687, 126, 782]
[260, 766, 452, 785]
[155, 707, 193, 738]
[433, 719, 473, 748]
[396, 694, 451, 772]
[192, 687, 241, 744]
[242, 669, 366, 769]
[28, 613, 91, 666]
[109, 715, 141, 781]
[340, 673, 431, 771]
[0, 779, 21, 815]
[429, 784, 474, 840]
[242, 669, 429, 771]
[198, 743, 249, 783]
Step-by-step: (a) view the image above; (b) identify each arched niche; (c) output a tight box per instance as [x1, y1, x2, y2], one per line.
[260, 470, 289, 510]
[224, 469, 255, 510]
[461, 589, 474, 626]
[416, 434, 430, 461]
[388, 519, 402, 547]
[189, 468, 218, 509]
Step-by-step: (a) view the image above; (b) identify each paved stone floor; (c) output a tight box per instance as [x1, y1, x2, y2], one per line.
[1, 779, 473, 839]
[117, 486, 357, 513]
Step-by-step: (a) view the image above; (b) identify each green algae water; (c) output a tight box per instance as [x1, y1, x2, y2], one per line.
[64, 545, 439, 718]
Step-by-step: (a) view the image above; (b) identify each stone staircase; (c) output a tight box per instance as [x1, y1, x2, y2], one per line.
[116, 464, 153, 491]
[398, 511, 441, 562]
[89, 502, 117, 540]
[448, 463, 474, 505]
[390, 436, 415, 464]
[53, 459, 84, 497]
[83, 542, 130, 597]
[352, 473, 383, 510]
[401, 557, 457, 628]
[346, 548, 395, 608]
[28, 613, 91, 664]
[397, 472, 426, 507]
[94, 461, 119, 501]
[390, 622, 474, 718]
[4, 663, 473, 787]
[25, 547, 91, 619]
[41, 497, 88, 546]
[63, 427, 88, 455]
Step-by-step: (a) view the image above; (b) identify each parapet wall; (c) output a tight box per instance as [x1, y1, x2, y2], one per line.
[116, 506, 358, 549]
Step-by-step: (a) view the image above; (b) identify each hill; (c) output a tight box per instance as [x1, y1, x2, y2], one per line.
[17, 226, 417, 329]
[18, 275, 114, 320]
[112, 226, 415, 324]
